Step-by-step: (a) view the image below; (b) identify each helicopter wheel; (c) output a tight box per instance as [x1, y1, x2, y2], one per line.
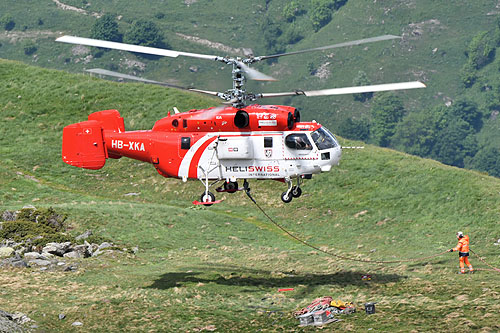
[281, 191, 293, 203]
[224, 181, 239, 193]
[200, 191, 216, 206]
[291, 186, 302, 198]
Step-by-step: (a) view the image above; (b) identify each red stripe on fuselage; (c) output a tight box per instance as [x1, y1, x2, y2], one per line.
[188, 136, 217, 178]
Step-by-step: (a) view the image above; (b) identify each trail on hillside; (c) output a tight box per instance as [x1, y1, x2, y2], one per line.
[52, 0, 101, 18]
[0, 30, 60, 43]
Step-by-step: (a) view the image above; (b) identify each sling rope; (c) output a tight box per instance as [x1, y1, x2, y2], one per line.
[244, 188, 500, 272]
[470, 249, 500, 273]
[244, 188, 448, 264]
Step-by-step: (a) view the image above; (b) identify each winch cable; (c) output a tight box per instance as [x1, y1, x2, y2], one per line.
[470, 249, 500, 273]
[244, 187, 499, 270]
[244, 187, 447, 264]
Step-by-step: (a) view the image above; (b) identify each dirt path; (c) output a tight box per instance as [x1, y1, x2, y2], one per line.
[0, 30, 61, 43]
[176, 33, 253, 56]
[52, 0, 101, 18]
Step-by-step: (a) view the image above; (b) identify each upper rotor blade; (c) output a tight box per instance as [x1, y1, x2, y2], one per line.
[256, 35, 401, 61]
[56, 35, 219, 60]
[259, 81, 426, 98]
[236, 61, 276, 81]
[188, 88, 222, 96]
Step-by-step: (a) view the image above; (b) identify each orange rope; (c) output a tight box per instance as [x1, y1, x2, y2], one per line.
[470, 249, 500, 273]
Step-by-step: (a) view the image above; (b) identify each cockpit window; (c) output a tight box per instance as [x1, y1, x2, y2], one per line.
[311, 127, 338, 150]
[285, 133, 313, 150]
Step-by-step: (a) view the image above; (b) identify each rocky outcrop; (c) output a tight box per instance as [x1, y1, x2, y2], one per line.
[0, 310, 33, 332]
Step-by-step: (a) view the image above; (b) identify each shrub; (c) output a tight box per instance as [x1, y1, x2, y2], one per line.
[23, 40, 37, 55]
[123, 19, 164, 48]
[90, 14, 121, 42]
[1, 14, 15, 31]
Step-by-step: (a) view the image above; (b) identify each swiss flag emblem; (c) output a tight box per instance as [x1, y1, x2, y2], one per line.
[83, 128, 92, 135]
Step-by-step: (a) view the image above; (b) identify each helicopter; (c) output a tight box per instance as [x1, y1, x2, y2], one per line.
[56, 34, 425, 205]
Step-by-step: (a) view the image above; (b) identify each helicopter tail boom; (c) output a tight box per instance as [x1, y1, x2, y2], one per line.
[62, 110, 125, 169]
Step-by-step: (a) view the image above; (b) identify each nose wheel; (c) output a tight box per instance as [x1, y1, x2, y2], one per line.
[281, 177, 302, 203]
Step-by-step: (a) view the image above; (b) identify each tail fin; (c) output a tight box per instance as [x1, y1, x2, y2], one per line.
[62, 110, 124, 170]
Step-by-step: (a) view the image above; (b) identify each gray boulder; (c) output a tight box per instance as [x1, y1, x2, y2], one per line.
[75, 230, 92, 241]
[1, 210, 17, 221]
[0, 310, 30, 332]
[42, 242, 72, 257]
[0, 247, 14, 258]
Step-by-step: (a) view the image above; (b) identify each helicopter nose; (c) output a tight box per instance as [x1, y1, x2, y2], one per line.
[320, 147, 341, 172]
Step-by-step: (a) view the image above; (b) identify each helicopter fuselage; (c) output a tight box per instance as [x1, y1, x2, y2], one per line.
[62, 105, 341, 197]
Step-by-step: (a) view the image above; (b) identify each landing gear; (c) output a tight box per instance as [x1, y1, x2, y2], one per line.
[223, 181, 239, 193]
[281, 191, 293, 203]
[291, 185, 302, 198]
[280, 177, 302, 203]
[200, 191, 216, 206]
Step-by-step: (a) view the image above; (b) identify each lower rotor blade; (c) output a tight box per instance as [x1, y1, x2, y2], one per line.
[86, 68, 186, 89]
[259, 81, 426, 98]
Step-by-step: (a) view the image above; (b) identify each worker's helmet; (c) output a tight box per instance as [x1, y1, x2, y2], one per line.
[456, 231, 464, 238]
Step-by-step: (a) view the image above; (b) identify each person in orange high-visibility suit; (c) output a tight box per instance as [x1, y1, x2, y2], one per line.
[448, 231, 474, 274]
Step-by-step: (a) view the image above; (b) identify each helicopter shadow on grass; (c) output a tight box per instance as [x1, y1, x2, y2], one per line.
[146, 263, 405, 291]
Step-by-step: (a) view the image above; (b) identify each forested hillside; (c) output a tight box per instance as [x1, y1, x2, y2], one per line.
[1, 0, 500, 175]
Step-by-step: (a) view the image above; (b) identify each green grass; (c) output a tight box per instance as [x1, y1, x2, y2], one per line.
[1, 59, 500, 332]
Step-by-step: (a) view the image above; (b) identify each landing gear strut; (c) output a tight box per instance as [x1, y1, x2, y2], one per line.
[223, 181, 239, 193]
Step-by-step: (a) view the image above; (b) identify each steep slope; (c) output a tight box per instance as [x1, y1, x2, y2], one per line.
[1, 59, 500, 331]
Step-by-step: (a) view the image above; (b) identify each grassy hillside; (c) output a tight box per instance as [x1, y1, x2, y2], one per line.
[1, 60, 500, 331]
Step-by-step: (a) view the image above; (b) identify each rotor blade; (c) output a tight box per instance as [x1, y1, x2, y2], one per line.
[56, 35, 219, 61]
[256, 35, 401, 61]
[236, 61, 276, 81]
[86, 68, 187, 89]
[188, 88, 222, 96]
[258, 81, 426, 98]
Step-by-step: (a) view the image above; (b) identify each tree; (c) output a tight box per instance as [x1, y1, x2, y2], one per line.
[448, 99, 482, 132]
[337, 117, 370, 141]
[1, 14, 15, 31]
[432, 119, 477, 168]
[124, 19, 164, 48]
[352, 70, 372, 102]
[466, 146, 500, 177]
[90, 14, 121, 42]
[282, 1, 305, 22]
[310, 0, 334, 31]
[392, 110, 438, 157]
[466, 31, 495, 69]
[370, 93, 405, 147]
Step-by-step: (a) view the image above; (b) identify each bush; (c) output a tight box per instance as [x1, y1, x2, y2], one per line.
[352, 70, 373, 102]
[23, 40, 37, 55]
[466, 31, 495, 69]
[0, 207, 74, 247]
[124, 19, 164, 48]
[90, 14, 121, 42]
[283, 1, 305, 22]
[1, 14, 15, 31]
[310, 0, 334, 31]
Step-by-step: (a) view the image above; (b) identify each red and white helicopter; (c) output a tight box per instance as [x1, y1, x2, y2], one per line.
[57, 34, 425, 205]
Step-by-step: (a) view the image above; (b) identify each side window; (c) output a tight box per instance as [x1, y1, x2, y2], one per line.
[285, 133, 313, 150]
[264, 137, 273, 148]
[181, 137, 191, 150]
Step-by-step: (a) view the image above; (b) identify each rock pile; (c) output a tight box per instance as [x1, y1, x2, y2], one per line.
[0, 310, 34, 332]
[0, 233, 119, 271]
[1, 207, 132, 272]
